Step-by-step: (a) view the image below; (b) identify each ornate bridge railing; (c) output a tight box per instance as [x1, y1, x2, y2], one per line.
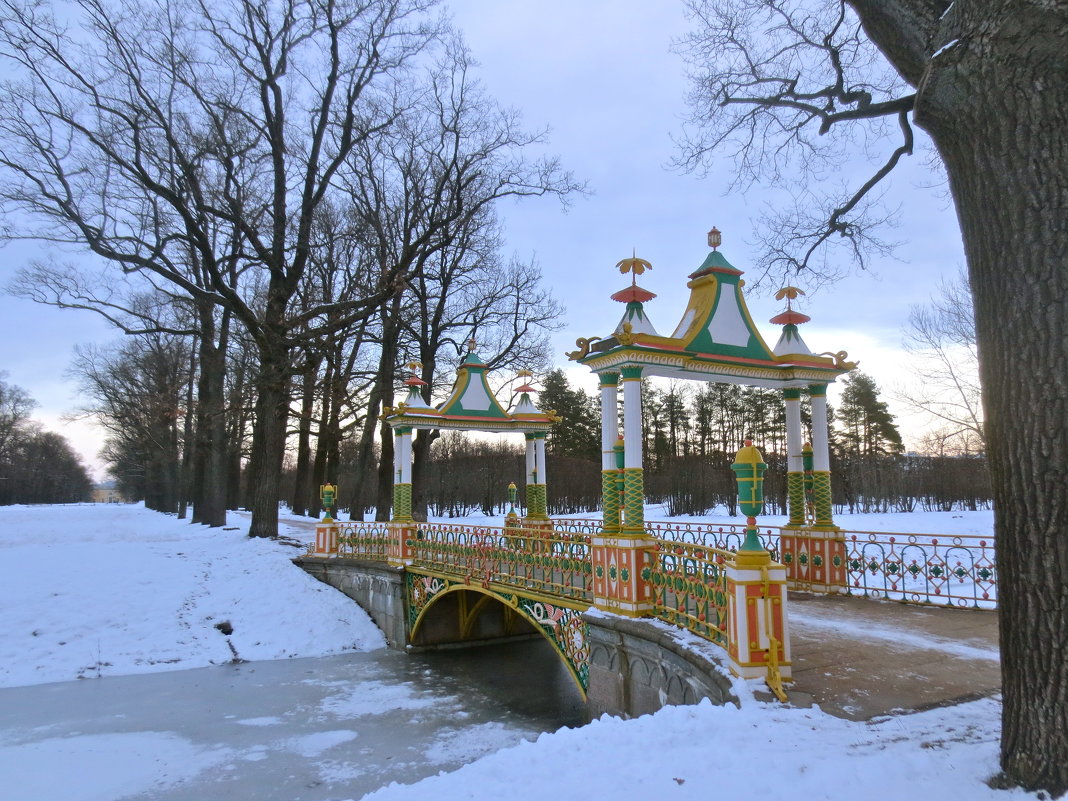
[842, 531, 997, 609]
[554, 517, 998, 609]
[555, 518, 779, 557]
[407, 522, 593, 604]
[646, 536, 732, 648]
[335, 521, 391, 561]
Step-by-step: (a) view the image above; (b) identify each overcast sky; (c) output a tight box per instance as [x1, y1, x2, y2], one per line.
[0, 0, 966, 480]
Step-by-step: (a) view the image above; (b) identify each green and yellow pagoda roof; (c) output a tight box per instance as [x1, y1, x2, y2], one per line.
[567, 228, 855, 388]
[384, 352, 556, 433]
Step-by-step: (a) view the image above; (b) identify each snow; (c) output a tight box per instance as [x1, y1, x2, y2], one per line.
[0, 502, 1041, 801]
[0, 503, 385, 688]
[363, 696, 1035, 801]
[0, 732, 232, 801]
[932, 37, 962, 59]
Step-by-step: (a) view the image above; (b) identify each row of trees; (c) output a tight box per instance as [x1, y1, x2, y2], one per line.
[293, 365, 986, 519]
[0, 0, 577, 530]
[0, 375, 93, 504]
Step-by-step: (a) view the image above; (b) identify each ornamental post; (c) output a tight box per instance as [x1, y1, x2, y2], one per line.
[807, 384, 837, 530]
[724, 441, 791, 692]
[800, 384, 847, 593]
[779, 388, 806, 585]
[599, 372, 621, 534]
[391, 427, 413, 523]
[590, 365, 652, 617]
[313, 483, 340, 555]
[783, 388, 806, 527]
[524, 433, 549, 523]
[620, 365, 645, 534]
[388, 426, 415, 567]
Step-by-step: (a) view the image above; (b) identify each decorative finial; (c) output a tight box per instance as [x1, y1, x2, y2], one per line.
[407, 360, 423, 375]
[467, 335, 477, 352]
[774, 286, 805, 310]
[616, 251, 653, 286]
[708, 226, 722, 250]
[516, 368, 533, 379]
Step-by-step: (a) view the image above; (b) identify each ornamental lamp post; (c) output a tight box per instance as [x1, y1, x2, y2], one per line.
[319, 483, 337, 523]
[505, 481, 519, 528]
[731, 439, 770, 563]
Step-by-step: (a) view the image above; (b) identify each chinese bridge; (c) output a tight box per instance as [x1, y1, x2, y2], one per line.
[299, 228, 867, 717]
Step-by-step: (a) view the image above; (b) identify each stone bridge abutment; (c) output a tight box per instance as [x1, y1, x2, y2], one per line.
[294, 556, 738, 719]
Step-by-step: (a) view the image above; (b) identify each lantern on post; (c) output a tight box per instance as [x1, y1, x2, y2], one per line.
[730, 440, 769, 561]
[319, 483, 337, 523]
[505, 481, 519, 529]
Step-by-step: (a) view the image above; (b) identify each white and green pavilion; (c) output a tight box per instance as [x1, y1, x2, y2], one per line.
[568, 227, 856, 538]
[383, 353, 557, 523]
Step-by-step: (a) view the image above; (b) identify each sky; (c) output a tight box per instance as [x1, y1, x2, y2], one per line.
[0, 0, 967, 480]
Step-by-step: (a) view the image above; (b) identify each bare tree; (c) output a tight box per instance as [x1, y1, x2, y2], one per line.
[340, 39, 579, 518]
[898, 270, 984, 455]
[677, 0, 1068, 792]
[71, 335, 191, 512]
[0, 0, 440, 537]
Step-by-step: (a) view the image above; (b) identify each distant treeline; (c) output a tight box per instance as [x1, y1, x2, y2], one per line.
[290, 434, 991, 520]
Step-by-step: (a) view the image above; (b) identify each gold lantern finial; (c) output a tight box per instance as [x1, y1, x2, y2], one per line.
[708, 226, 722, 250]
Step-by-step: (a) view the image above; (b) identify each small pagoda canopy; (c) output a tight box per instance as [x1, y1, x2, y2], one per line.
[384, 350, 555, 434]
[567, 228, 855, 388]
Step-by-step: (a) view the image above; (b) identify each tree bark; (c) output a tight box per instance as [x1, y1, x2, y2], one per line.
[191, 305, 228, 527]
[851, 1, 1068, 792]
[291, 352, 323, 517]
[247, 335, 291, 538]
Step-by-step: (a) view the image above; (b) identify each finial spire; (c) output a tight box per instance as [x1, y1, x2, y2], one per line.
[615, 252, 653, 286]
[708, 226, 722, 250]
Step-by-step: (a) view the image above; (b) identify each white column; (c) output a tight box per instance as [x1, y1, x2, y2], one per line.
[785, 392, 804, 472]
[535, 436, 547, 486]
[400, 430, 413, 483]
[622, 372, 643, 469]
[600, 374, 619, 470]
[809, 389, 831, 472]
[393, 430, 404, 483]
[525, 436, 537, 484]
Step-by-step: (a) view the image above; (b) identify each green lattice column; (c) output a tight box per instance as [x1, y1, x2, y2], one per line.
[602, 470, 621, 533]
[787, 471, 805, 527]
[783, 387, 806, 527]
[392, 483, 413, 522]
[622, 468, 644, 533]
[808, 384, 837, 530]
[811, 471, 834, 528]
[526, 483, 548, 519]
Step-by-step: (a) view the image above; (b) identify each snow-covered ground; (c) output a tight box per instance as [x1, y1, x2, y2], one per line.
[0, 503, 384, 688]
[0, 503, 1038, 801]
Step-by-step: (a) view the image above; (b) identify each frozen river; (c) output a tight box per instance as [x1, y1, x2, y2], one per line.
[1, 638, 586, 801]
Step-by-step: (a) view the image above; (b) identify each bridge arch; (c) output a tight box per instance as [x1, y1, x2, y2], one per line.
[406, 574, 589, 696]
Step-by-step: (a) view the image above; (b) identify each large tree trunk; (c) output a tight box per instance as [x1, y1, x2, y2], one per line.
[290, 352, 322, 517]
[375, 417, 395, 522]
[248, 342, 291, 539]
[177, 346, 197, 520]
[191, 306, 229, 527]
[853, 2, 1068, 792]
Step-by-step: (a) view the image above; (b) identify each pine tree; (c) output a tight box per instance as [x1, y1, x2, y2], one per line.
[538, 369, 599, 461]
[836, 372, 904, 457]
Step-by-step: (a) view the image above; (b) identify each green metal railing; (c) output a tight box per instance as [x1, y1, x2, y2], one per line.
[842, 530, 997, 609]
[407, 522, 592, 603]
[335, 521, 391, 560]
[646, 536, 732, 648]
[312, 516, 996, 611]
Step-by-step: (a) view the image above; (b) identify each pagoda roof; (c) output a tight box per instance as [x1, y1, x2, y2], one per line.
[568, 238, 854, 389]
[384, 350, 556, 433]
